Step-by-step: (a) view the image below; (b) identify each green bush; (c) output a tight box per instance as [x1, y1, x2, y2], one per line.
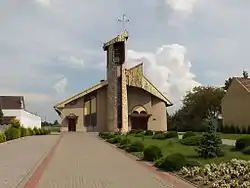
[143, 145, 163, 161]
[235, 137, 250, 150]
[242, 146, 250, 154]
[134, 132, 144, 137]
[129, 129, 144, 134]
[99, 132, 115, 139]
[20, 127, 27, 137]
[10, 119, 21, 128]
[182, 131, 196, 139]
[165, 131, 178, 139]
[27, 128, 33, 135]
[107, 136, 122, 144]
[154, 153, 199, 171]
[180, 135, 202, 146]
[4, 127, 21, 141]
[152, 133, 166, 140]
[0, 132, 6, 143]
[145, 130, 154, 136]
[126, 140, 144, 152]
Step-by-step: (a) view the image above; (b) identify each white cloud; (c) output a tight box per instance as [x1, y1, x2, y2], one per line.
[127, 44, 200, 112]
[56, 55, 85, 69]
[53, 77, 68, 93]
[165, 0, 198, 14]
[35, 0, 51, 7]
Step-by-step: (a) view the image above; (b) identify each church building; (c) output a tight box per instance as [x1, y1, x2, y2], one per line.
[54, 31, 172, 132]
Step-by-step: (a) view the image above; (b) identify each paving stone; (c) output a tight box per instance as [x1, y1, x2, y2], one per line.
[0, 135, 59, 188]
[37, 132, 176, 188]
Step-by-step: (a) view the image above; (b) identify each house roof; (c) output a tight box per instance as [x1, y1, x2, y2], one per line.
[0, 96, 25, 110]
[54, 63, 172, 109]
[236, 77, 250, 92]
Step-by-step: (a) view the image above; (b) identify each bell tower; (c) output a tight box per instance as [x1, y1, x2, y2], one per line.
[103, 31, 129, 132]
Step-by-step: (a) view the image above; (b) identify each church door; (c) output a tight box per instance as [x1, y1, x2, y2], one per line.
[131, 115, 148, 130]
[68, 118, 76, 132]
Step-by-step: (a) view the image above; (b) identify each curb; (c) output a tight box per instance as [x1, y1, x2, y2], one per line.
[22, 133, 63, 188]
[98, 137, 197, 188]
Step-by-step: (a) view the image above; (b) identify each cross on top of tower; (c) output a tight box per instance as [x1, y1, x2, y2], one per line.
[118, 14, 130, 32]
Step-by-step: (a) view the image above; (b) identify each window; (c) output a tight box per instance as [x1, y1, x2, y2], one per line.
[84, 96, 97, 127]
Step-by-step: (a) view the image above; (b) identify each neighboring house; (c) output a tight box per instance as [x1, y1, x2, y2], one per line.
[54, 31, 173, 132]
[0, 96, 41, 128]
[221, 77, 250, 127]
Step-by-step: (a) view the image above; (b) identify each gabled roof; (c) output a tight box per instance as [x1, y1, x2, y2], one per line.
[236, 77, 250, 92]
[0, 96, 25, 110]
[54, 63, 172, 109]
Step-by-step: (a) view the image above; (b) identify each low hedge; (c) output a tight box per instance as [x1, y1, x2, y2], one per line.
[144, 130, 154, 136]
[182, 131, 196, 139]
[180, 135, 202, 146]
[152, 131, 178, 140]
[0, 133, 6, 143]
[126, 140, 144, 152]
[4, 127, 21, 141]
[235, 136, 250, 150]
[154, 153, 199, 171]
[143, 145, 163, 161]
[165, 131, 178, 139]
[107, 136, 122, 144]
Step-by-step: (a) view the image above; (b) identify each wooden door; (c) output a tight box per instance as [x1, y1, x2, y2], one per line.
[131, 116, 148, 130]
[68, 119, 76, 132]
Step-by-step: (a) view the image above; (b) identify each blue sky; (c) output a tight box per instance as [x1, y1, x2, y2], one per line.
[1, 0, 250, 122]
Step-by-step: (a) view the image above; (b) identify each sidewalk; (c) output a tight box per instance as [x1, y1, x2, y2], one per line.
[35, 132, 182, 188]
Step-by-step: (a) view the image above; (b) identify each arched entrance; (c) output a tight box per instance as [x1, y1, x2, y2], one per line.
[129, 106, 151, 130]
[66, 113, 78, 132]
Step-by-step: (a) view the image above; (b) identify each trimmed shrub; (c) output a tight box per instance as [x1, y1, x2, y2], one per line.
[154, 131, 165, 135]
[242, 146, 250, 155]
[134, 133, 144, 137]
[99, 132, 115, 140]
[145, 130, 154, 136]
[165, 131, 178, 139]
[154, 153, 199, 171]
[152, 133, 166, 140]
[182, 131, 196, 139]
[143, 145, 163, 161]
[107, 136, 122, 144]
[0, 132, 6, 143]
[129, 129, 144, 134]
[126, 140, 144, 152]
[235, 137, 250, 150]
[4, 127, 21, 141]
[180, 135, 202, 146]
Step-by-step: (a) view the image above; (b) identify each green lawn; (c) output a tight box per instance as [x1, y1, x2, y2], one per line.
[179, 132, 250, 140]
[43, 126, 60, 132]
[126, 135, 250, 165]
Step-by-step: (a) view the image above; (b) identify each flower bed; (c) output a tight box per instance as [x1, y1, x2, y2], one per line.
[179, 159, 250, 188]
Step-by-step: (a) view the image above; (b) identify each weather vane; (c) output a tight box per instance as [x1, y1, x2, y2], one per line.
[118, 14, 130, 32]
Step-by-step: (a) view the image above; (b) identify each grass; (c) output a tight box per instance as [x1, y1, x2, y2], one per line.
[178, 132, 250, 140]
[42, 126, 60, 132]
[125, 135, 250, 165]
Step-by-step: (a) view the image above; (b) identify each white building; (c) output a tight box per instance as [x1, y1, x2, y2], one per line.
[0, 96, 41, 128]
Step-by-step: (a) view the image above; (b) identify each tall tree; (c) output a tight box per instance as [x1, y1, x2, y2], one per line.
[173, 86, 225, 131]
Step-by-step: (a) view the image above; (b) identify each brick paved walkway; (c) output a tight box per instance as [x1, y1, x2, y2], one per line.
[36, 132, 180, 188]
[0, 135, 59, 188]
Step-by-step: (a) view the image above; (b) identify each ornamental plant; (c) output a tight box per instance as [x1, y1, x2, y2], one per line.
[196, 116, 223, 158]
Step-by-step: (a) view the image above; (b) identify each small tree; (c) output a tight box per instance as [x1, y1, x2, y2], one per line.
[196, 116, 223, 158]
[243, 70, 248, 78]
